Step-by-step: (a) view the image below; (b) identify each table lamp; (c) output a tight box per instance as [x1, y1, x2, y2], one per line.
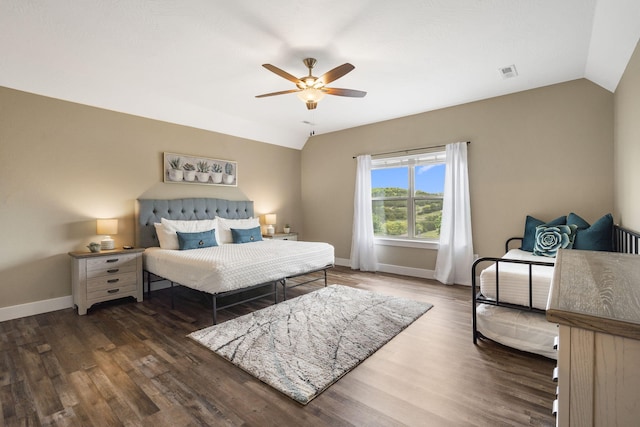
[97, 219, 118, 250]
[265, 213, 276, 235]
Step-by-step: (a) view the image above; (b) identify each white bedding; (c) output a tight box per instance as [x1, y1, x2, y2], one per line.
[479, 249, 555, 310]
[144, 240, 334, 295]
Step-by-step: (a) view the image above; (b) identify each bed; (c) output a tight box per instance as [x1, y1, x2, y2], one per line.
[135, 198, 334, 323]
[472, 217, 640, 360]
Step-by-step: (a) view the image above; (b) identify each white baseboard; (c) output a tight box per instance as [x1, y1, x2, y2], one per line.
[0, 264, 438, 323]
[334, 257, 434, 279]
[0, 295, 73, 323]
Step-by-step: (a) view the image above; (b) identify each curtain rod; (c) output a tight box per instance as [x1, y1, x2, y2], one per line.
[352, 141, 470, 159]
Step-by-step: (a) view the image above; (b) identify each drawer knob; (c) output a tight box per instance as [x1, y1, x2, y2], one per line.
[107, 278, 120, 284]
[107, 268, 120, 273]
[107, 288, 120, 294]
[106, 258, 119, 263]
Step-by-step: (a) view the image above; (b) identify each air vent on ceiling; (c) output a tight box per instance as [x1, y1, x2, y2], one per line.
[499, 64, 518, 79]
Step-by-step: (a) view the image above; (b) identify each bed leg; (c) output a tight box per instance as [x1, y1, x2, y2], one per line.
[282, 279, 287, 301]
[170, 281, 175, 309]
[324, 269, 327, 287]
[144, 270, 150, 300]
[212, 296, 218, 325]
[274, 282, 278, 304]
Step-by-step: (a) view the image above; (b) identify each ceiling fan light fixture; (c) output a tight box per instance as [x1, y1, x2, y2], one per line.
[297, 88, 326, 105]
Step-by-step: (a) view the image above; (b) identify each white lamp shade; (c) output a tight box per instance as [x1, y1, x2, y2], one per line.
[265, 214, 276, 225]
[97, 219, 118, 235]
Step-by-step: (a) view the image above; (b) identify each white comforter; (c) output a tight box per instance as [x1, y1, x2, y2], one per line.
[479, 249, 555, 310]
[144, 240, 334, 295]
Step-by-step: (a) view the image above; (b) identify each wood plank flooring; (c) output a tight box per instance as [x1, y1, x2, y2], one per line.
[0, 267, 556, 426]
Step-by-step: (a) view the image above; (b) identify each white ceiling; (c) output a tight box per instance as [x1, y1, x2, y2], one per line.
[2, 0, 640, 150]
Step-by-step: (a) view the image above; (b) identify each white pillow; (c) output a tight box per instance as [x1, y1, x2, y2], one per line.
[155, 218, 219, 249]
[216, 217, 260, 244]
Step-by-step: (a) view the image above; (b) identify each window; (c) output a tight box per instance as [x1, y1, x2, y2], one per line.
[371, 150, 446, 241]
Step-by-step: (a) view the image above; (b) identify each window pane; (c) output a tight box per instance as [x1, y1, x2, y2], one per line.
[414, 163, 445, 239]
[373, 200, 408, 237]
[414, 163, 445, 196]
[415, 199, 442, 238]
[371, 167, 408, 197]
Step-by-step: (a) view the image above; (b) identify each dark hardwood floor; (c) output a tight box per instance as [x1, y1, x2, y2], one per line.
[0, 267, 556, 426]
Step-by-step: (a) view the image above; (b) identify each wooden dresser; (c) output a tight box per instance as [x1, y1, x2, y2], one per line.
[546, 249, 640, 427]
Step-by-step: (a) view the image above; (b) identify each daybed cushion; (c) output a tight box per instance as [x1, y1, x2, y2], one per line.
[521, 215, 566, 252]
[567, 212, 613, 251]
[479, 249, 555, 310]
[476, 304, 558, 360]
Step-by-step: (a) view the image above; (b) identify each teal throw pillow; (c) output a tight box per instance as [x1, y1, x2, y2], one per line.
[231, 226, 263, 244]
[521, 215, 567, 252]
[567, 213, 613, 251]
[176, 229, 217, 250]
[533, 224, 577, 257]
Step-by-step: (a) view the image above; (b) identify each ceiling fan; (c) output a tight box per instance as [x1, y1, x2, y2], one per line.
[256, 58, 366, 110]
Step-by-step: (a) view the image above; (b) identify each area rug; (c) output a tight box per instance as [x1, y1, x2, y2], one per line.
[187, 284, 432, 404]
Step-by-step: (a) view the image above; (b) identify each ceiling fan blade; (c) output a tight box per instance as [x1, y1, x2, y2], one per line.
[255, 89, 301, 98]
[318, 63, 355, 85]
[262, 64, 301, 84]
[323, 87, 367, 98]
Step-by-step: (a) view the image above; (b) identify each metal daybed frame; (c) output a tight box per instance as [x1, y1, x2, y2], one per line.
[472, 224, 640, 344]
[136, 198, 333, 324]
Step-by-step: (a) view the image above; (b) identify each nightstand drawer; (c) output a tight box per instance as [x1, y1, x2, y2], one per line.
[87, 271, 138, 292]
[87, 253, 138, 277]
[87, 282, 138, 303]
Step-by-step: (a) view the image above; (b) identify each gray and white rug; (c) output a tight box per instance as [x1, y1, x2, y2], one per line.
[187, 284, 432, 404]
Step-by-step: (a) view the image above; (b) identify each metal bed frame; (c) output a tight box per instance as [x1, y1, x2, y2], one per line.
[472, 224, 640, 344]
[143, 265, 332, 324]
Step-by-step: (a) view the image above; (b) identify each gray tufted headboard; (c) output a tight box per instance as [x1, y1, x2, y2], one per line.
[136, 198, 255, 248]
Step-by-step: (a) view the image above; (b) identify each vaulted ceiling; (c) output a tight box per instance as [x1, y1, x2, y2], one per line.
[2, 1, 639, 149]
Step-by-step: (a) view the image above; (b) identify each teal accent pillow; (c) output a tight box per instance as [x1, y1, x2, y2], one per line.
[521, 215, 567, 252]
[567, 213, 613, 251]
[533, 224, 577, 257]
[176, 229, 217, 250]
[231, 226, 263, 244]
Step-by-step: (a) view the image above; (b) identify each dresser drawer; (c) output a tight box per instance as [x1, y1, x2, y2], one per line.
[87, 253, 138, 278]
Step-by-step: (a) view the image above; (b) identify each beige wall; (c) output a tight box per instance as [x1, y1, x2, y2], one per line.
[301, 79, 614, 269]
[614, 39, 640, 231]
[0, 87, 301, 309]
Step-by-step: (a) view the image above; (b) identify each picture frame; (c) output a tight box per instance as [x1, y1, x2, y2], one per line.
[163, 152, 237, 187]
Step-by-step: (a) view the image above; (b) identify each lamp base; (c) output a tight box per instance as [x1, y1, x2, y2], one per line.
[266, 225, 275, 235]
[101, 237, 115, 250]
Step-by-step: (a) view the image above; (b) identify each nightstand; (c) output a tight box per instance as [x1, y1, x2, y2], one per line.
[69, 248, 144, 315]
[262, 232, 298, 241]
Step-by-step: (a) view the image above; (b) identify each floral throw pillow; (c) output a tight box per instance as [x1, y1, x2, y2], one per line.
[533, 224, 578, 257]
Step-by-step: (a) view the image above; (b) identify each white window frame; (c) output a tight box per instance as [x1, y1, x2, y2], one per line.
[371, 149, 446, 249]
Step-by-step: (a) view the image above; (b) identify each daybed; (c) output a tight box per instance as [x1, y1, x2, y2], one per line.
[472, 213, 640, 359]
[135, 198, 335, 323]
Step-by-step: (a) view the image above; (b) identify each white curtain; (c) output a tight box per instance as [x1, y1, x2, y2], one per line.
[434, 142, 474, 285]
[350, 155, 378, 271]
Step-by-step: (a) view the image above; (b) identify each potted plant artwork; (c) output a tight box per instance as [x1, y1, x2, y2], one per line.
[182, 163, 196, 181]
[196, 161, 210, 182]
[224, 162, 235, 184]
[211, 163, 223, 184]
[168, 157, 183, 181]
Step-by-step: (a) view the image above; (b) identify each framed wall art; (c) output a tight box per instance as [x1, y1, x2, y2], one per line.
[163, 152, 237, 187]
